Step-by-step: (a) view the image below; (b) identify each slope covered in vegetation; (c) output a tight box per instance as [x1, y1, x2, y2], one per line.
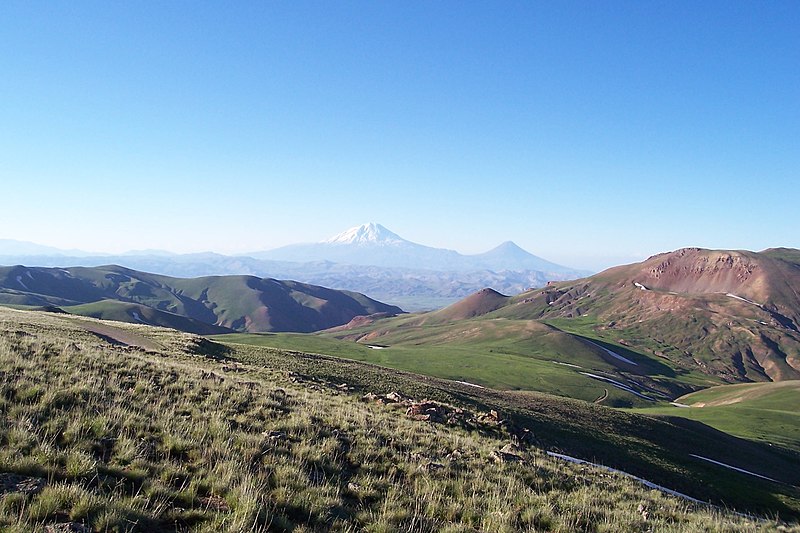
[0, 307, 798, 531]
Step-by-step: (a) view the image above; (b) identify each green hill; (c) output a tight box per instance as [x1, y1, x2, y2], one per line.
[0, 265, 402, 333]
[630, 381, 800, 453]
[1, 306, 798, 531]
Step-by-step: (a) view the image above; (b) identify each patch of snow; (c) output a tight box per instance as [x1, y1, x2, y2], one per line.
[366, 345, 387, 350]
[580, 372, 653, 401]
[323, 223, 406, 246]
[725, 293, 762, 308]
[670, 402, 691, 408]
[551, 360, 583, 369]
[546, 452, 705, 504]
[15, 276, 28, 290]
[689, 454, 780, 483]
[584, 339, 637, 366]
[131, 312, 143, 322]
[454, 380, 485, 389]
[634, 282, 648, 291]
[25, 271, 34, 280]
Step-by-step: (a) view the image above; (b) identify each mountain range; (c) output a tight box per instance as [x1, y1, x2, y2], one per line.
[253, 223, 581, 273]
[0, 224, 590, 310]
[0, 265, 402, 334]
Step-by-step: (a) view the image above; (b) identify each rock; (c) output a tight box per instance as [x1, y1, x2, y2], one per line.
[361, 392, 379, 402]
[406, 400, 446, 423]
[490, 449, 524, 463]
[384, 392, 405, 403]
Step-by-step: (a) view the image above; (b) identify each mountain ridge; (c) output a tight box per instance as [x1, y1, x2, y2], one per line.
[0, 264, 403, 334]
[254, 222, 587, 274]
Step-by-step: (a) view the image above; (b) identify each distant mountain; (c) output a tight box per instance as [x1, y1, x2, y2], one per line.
[322, 223, 407, 245]
[0, 225, 591, 310]
[253, 223, 463, 270]
[253, 222, 588, 275]
[470, 241, 574, 272]
[0, 265, 403, 334]
[0, 239, 93, 257]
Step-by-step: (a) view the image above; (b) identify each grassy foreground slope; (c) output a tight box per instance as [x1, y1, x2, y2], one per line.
[0, 309, 800, 531]
[630, 381, 800, 453]
[1, 308, 798, 532]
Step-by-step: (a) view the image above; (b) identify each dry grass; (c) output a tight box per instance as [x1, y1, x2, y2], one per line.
[0, 308, 794, 532]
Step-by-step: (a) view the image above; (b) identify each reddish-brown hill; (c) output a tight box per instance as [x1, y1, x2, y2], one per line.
[495, 248, 800, 382]
[422, 288, 510, 324]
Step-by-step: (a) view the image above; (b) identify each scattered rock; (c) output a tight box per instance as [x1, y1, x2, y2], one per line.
[361, 392, 379, 402]
[0, 473, 45, 495]
[406, 401, 447, 423]
[384, 391, 405, 403]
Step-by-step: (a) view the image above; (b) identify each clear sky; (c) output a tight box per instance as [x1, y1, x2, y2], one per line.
[1, 1, 797, 271]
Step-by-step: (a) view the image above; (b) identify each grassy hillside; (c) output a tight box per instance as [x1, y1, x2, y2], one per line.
[2, 307, 799, 531]
[629, 381, 800, 453]
[0, 265, 402, 333]
[63, 300, 231, 335]
[305, 309, 719, 406]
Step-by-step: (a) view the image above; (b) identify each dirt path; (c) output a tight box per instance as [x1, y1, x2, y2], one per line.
[74, 319, 164, 352]
[593, 388, 609, 404]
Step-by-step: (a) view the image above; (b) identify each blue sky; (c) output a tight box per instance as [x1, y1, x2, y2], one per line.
[1, 1, 798, 270]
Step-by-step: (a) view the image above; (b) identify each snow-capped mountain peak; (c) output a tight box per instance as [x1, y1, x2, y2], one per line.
[322, 223, 407, 246]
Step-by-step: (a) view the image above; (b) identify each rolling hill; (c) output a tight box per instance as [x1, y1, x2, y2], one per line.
[0, 265, 402, 333]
